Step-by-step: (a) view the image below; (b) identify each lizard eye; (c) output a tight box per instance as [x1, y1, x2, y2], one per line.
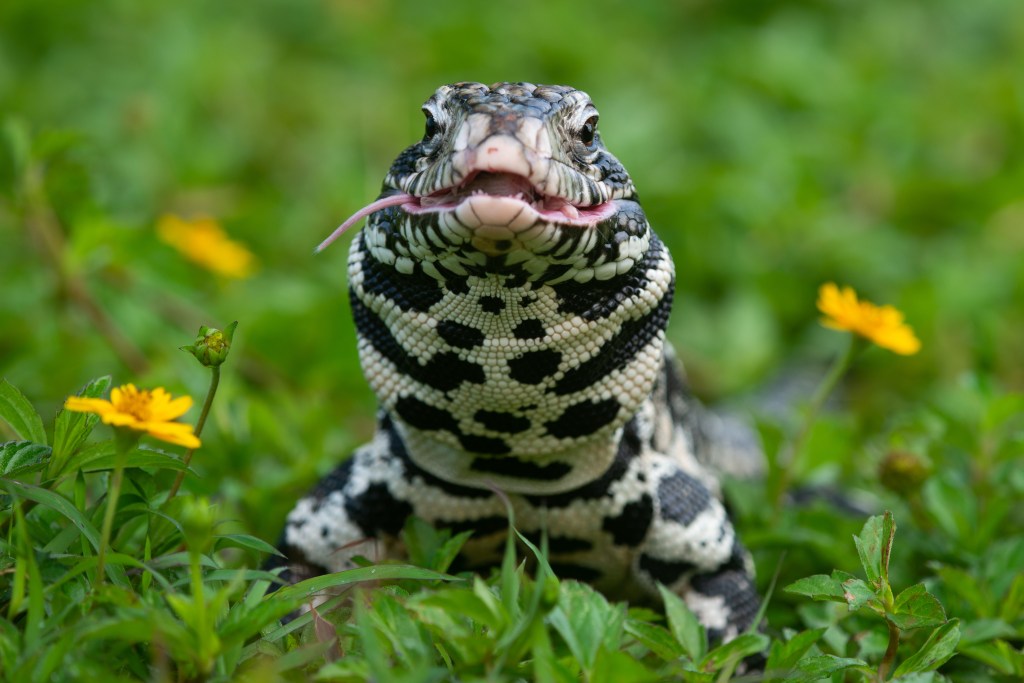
[579, 115, 598, 147]
[423, 112, 440, 141]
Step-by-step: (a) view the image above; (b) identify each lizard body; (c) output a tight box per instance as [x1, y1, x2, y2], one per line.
[279, 82, 760, 640]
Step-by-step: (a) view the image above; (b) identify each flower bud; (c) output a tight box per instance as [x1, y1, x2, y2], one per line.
[181, 321, 238, 367]
[878, 450, 930, 495]
[540, 575, 561, 611]
[180, 495, 215, 553]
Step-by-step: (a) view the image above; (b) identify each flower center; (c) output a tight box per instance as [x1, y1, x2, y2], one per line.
[114, 387, 154, 421]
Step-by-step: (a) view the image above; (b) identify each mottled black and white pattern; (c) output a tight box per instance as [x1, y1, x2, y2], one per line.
[278, 82, 761, 641]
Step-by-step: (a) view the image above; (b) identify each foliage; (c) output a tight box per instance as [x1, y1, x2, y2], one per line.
[2, 0, 1023, 680]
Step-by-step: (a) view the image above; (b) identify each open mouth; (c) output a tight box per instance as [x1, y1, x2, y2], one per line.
[410, 171, 615, 224]
[316, 171, 616, 253]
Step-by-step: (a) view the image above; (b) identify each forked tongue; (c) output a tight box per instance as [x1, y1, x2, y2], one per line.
[315, 193, 413, 253]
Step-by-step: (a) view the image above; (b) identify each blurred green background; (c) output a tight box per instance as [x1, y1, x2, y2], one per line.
[2, 0, 1023, 546]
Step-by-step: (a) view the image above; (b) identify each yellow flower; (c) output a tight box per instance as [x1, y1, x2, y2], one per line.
[157, 214, 256, 279]
[817, 283, 921, 355]
[65, 384, 201, 448]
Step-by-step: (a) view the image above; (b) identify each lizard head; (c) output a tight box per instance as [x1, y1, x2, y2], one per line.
[338, 84, 674, 482]
[319, 82, 648, 283]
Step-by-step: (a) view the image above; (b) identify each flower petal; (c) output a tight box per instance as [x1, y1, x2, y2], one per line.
[64, 397, 114, 415]
[816, 283, 920, 355]
[152, 395, 193, 421]
[141, 421, 202, 448]
[102, 412, 144, 428]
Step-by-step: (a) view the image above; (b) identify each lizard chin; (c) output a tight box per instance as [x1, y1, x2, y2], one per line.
[315, 171, 616, 254]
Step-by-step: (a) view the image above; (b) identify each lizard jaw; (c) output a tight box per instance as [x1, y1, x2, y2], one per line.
[315, 171, 616, 254]
[404, 171, 617, 228]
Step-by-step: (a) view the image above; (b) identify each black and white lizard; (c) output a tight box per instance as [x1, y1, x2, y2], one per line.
[277, 82, 761, 641]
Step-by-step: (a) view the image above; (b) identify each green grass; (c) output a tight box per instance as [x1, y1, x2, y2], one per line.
[2, 0, 1023, 680]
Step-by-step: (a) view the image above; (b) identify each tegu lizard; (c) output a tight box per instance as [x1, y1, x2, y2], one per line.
[277, 82, 761, 641]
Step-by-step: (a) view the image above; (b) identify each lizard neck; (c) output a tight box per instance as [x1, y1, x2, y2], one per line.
[347, 229, 675, 493]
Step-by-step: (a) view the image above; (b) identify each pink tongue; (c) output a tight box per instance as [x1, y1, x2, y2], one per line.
[315, 193, 414, 253]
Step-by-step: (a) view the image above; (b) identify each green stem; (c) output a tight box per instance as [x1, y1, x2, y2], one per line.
[97, 430, 139, 585]
[189, 546, 210, 674]
[167, 366, 220, 501]
[877, 618, 901, 681]
[23, 164, 149, 374]
[773, 336, 863, 510]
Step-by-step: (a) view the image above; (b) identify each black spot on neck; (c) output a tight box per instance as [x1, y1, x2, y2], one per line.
[512, 319, 546, 339]
[395, 395, 461, 433]
[508, 349, 562, 385]
[544, 397, 620, 439]
[474, 410, 531, 434]
[459, 434, 511, 455]
[470, 456, 572, 480]
[479, 295, 506, 313]
[437, 320, 485, 349]
[351, 297, 486, 392]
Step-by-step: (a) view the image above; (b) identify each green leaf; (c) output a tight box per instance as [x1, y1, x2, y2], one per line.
[893, 619, 962, 676]
[765, 628, 827, 674]
[853, 512, 895, 587]
[278, 643, 346, 675]
[923, 475, 975, 542]
[255, 593, 349, 646]
[699, 632, 769, 670]
[784, 574, 846, 602]
[529, 620, 578, 683]
[794, 655, 869, 682]
[219, 597, 302, 646]
[65, 442, 188, 473]
[272, 564, 457, 602]
[840, 575, 877, 612]
[401, 515, 474, 573]
[960, 618, 1017, 646]
[890, 584, 946, 630]
[958, 639, 1024, 676]
[624, 619, 684, 661]
[433, 530, 473, 573]
[0, 441, 51, 478]
[50, 375, 110, 476]
[204, 568, 285, 584]
[590, 646, 660, 683]
[658, 584, 706, 661]
[891, 673, 941, 682]
[0, 380, 46, 445]
[550, 584, 625, 671]
[0, 479, 129, 586]
[0, 479, 99, 549]
[215, 533, 285, 558]
[934, 565, 988, 616]
[416, 588, 503, 629]
[999, 573, 1024, 624]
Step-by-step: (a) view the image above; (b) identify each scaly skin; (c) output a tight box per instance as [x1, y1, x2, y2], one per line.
[277, 82, 761, 641]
